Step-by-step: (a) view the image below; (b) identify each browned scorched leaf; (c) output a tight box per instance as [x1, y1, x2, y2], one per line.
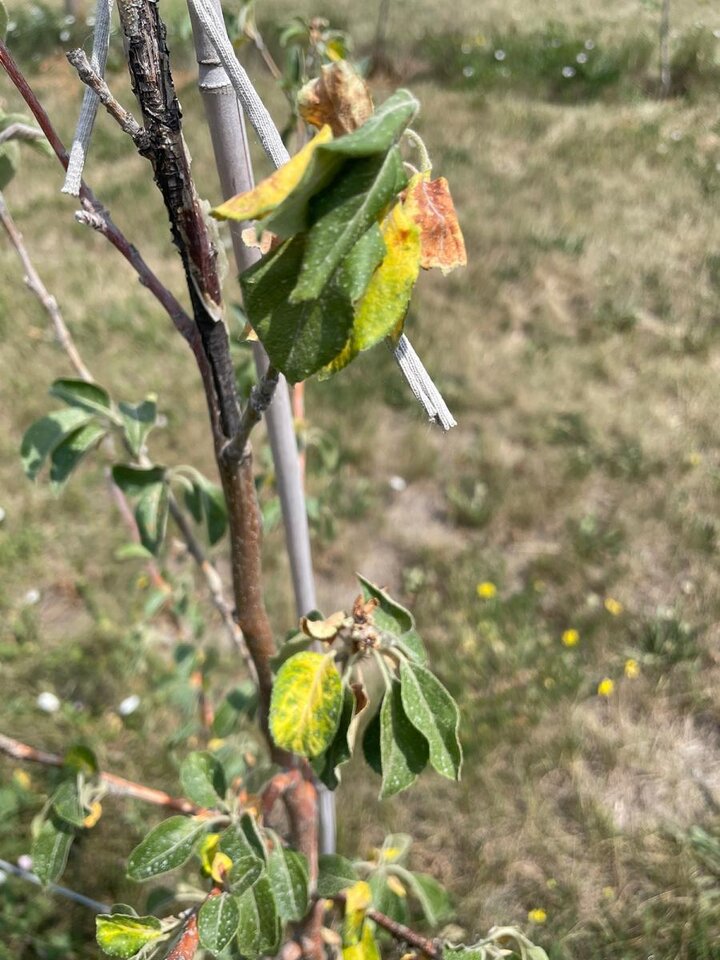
[298, 62, 374, 137]
[403, 172, 467, 275]
[241, 226, 279, 255]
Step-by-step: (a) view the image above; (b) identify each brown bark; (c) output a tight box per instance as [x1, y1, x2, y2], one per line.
[114, 0, 279, 749]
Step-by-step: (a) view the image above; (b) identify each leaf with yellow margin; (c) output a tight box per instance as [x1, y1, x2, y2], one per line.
[403, 172, 467, 274]
[321, 202, 421, 377]
[212, 125, 333, 222]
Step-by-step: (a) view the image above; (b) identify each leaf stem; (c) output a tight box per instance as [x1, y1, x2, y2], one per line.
[404, 128, 432, 174]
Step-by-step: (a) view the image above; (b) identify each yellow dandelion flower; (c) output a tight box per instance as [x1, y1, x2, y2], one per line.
[476, 581, 497, 600]
[604, 597, 623, 616]
[527, 908, 547, 924]
[624, 658, 640, 679]
[597, 677, 615, 697]
[562, 628, 579, 647]
[602, 886, 615, 900]
[685, 451, 703, 468]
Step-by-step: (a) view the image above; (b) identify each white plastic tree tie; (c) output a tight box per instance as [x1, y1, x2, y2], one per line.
[62, 0, 115, 197]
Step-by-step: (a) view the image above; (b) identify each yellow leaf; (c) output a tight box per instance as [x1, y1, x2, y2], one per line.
[403, 172, 467, 274]
[343, 881, 373, 949]
[199, 832, 221, 875]
[298, 62, 374, 136]
[212, 125, 333, 222]
[82, 801, 103, 829]
[322, 203, 421, 376]
[301, 610, 347, 641]
[386, 875, 407, 898]
[210, 852, 233, 883]
[343, 922, 380, 960]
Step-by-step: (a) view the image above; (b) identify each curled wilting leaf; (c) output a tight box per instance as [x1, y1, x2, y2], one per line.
[212, 125, 333, 221]
[403, 172, 467, 275]
[241, 226, 279, 255]
[298, 62, 374, 136]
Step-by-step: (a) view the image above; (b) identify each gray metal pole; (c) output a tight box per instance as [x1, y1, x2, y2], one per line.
[187, 2, 336, 854]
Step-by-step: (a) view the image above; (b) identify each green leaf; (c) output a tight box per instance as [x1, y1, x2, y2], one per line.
[335, 223, 386, 305]
[126, 815, 209, 881]
[267, 843, 309, 922]
[220, 816, 267, 865]
[52, 780, 86, 828]
[241, 235, 354, 383]
[108, 904, 138, 916]
[0, 140, 19, 190]
[235, 873, 282, 958]
[135, 479, 169, 556]
[111, 465, 166, 497]
[322, 89, 418, 157]
[357, 574, 427, 663]
[317, 854, 359, 897]
[211, 682, 258, 736]
[49, 422, 107, 491]
[228, 852, 264, 895]
[362, 710, 382, 776]
[95, 914, 162, 959]
[63, 744, 99, 775]
[21, 408, 92, 481]
[392, 867, 451, 926]
[182, 473, 227, 545]
[31, 815, 74, 884]
[270, 651, 344, 757]
[399, 660, 462, 781]
[377, 833, 412, 864]
[369, 870, 408, 924]
[198, 892, 240, 953]
[118, 398, 157, 458]
[311, 684, 355, 790]
[379, 680, 428, 798]
[49, 378, 118, 421]
[289, 147, 407, 303]
[115, 543, 154, 561]
[180, 751, 226, 808]
[240, 812, 268, 862]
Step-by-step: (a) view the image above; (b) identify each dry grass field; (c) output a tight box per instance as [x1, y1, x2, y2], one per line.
[1, 1, 720, 957]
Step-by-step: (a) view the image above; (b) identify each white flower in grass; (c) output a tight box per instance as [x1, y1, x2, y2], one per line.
[118, 694, 141, 716]
[37, 691, 60, 713]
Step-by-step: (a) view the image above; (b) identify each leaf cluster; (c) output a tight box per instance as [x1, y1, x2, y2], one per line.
[269, 576, 462, 798]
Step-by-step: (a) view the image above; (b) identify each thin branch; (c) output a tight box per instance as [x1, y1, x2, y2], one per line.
[0, 858, 110, 913]
[0, 122, 47, 145]
[222, 365, 280, 464]
[0, 191, 93, 381]
[66, 48, 147, 146]
[165, 914, 200, 960]
[0, 734, 204, 814]
[167, 493, 257, 681]
[0, 40, 202, 355]
[107, 470, 174, 596]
